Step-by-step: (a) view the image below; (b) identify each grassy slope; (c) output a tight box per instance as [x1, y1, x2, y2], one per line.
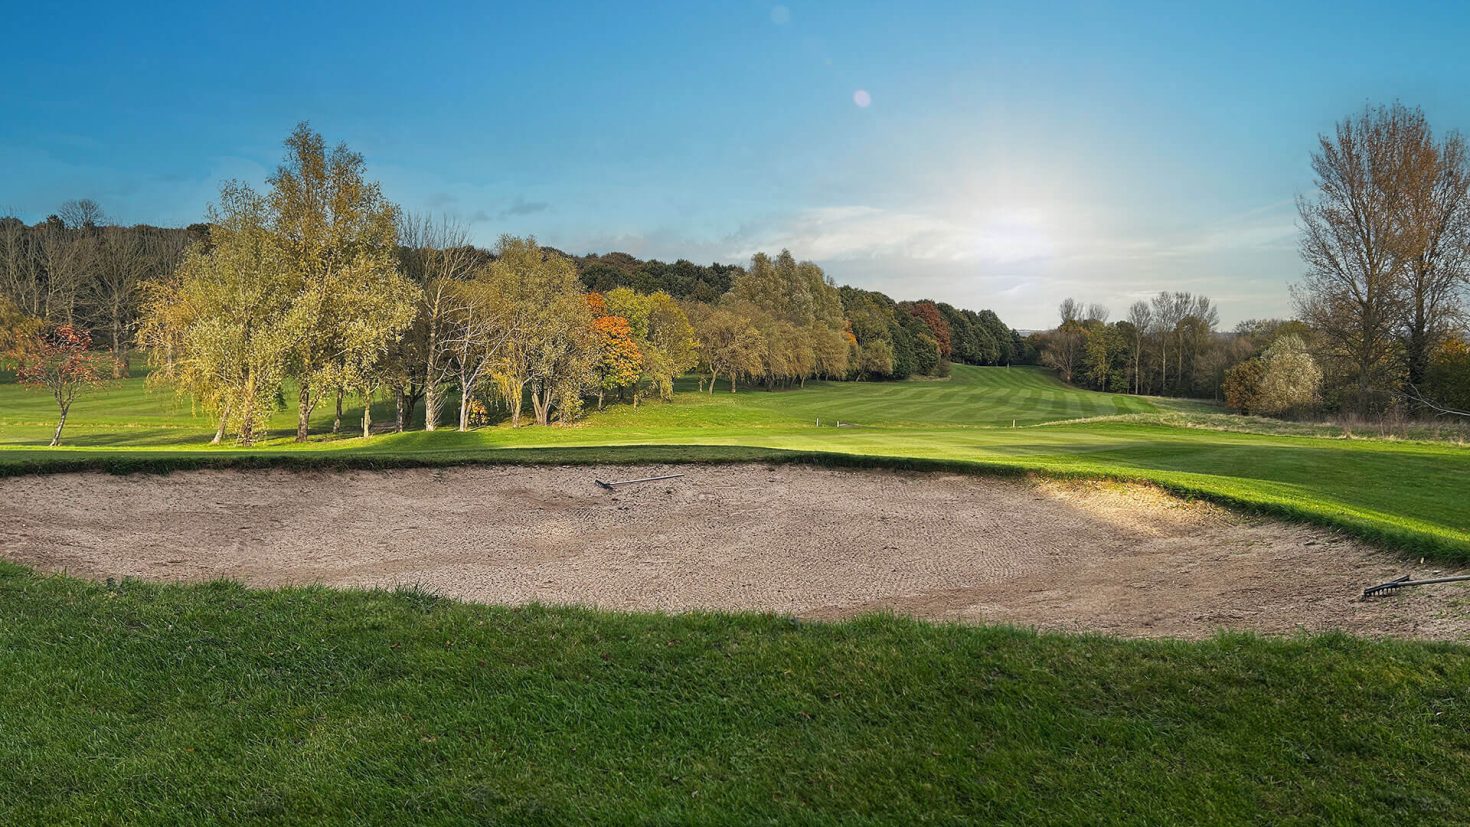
[3, 564, 1469, 824]
[3, 365, 1467, 560]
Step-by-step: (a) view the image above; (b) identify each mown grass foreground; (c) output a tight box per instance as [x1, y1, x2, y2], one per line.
[3, 365, 1468, 560]
[2, 563, 1469, 824]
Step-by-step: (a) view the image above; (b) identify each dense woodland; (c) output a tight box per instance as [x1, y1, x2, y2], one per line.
[1, 125, 1022, 445]
[1033, 103, 1470, 421]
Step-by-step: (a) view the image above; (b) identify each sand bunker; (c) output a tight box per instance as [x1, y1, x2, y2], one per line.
[1, 464, 1464, 640]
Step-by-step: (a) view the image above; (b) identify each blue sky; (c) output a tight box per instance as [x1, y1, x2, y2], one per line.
[4, 1, 1470, 328]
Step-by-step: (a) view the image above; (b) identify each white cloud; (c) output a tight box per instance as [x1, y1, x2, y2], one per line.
[727, 204, 1059, 266]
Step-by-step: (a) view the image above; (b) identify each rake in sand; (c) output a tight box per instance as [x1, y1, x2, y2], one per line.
[594, 473, 684, 491]
[1362, 573, 1470, 598]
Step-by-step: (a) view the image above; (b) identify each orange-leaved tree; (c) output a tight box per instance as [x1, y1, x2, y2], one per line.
[13, 323, 102, 446]
[587, 293, 642, 409]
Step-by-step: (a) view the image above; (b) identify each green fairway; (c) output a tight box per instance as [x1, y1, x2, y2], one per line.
[2, 364, 1467, 560]
[3, 563, 1469, 824]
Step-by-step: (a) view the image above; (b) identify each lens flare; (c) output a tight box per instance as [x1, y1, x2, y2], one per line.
[853, 89, 871, 108]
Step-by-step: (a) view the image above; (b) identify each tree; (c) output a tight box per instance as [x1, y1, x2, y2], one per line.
[1040, 298, 1088, 384]
[726, 250, 849, 385]
[396, 213, 484, 431]
[136, 183, 301, 445]
[441, 276, 508, 431]
[87, 227, 185, 377]
[1254, 334, 1322, 416]
[1223, 358, 1266, 414]
[588, 311, 642, 408]
[325, 271, 419, 439]
[904, 300, 952, 360]
[1423, 336, 1470, 415]
[268, 122, 404, 441]
[1126, 301, 1152, 393]
[0, 217, 44, 317]
[1295, 104, 1416, 414]
[604, 288, 697, 403]
[36, 219, 95, 325]
[1390, 113, 1470, 391]
[0, 295, 41, 357]
[480, 236, 594, 427]
[688, 302, 763, 392]
[12, 323, 102, 446]
[1058, 297, 1080, 325]
[57, 198, 106, 230]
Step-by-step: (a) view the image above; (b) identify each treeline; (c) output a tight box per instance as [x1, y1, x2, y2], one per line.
[0, 207, 195, 376]
[1033, 294, 1230, 399]
[2, 123, 1020, 445]
[1032, 297, 1323, 414]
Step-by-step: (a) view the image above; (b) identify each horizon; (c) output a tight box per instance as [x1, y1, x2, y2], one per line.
[5, 1, 1470, 329]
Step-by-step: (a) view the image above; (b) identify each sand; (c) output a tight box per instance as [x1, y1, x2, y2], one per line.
[2, 464, 1465, 640]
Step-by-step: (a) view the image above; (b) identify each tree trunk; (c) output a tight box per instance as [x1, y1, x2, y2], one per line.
[424, 380, 439, 431]
[332, 389, 343, 434]
[530, 381, 548, 425]
[50, 405, 69, 447]
[362, 387, 372, 438]
[458, 386, 471, 431]
[241, 368, 259, 446]
[296, 382, 312, 442]
[395, 389, 407, 433]
[211, 404, 230, 445]
[112, 334, 130, 378]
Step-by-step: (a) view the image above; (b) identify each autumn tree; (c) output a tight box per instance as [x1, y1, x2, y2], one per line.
[480, 236, 594, 426]
[603, 287, 697, 403]
[268, 123, 409, 441]
[1295, 104, 1420, 413]
[687, 301, 764, 392]
[12, 323, 102, 446]
[137, 183, 300, 445]
[587, 302, 642, 409]
[0, 295, 42, 359]
[1388, 111, 1470, 392]
[904, 300, 952, 360]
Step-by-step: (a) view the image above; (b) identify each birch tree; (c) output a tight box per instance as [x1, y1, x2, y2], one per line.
[268, 123, 402, 441]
